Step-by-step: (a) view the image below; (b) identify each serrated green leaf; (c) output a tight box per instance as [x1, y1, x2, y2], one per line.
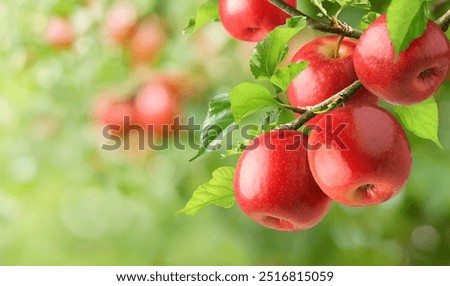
[190, 93, 235, 161]
[271, 62, 309, 91]
[178, 167, 235, 215]
[387, 0, 430, 56]
[361, 12, 380, 30]
[230, 83, 278, 122]
[184, 0, 219, 34]
[250, 16, 307, 80]
[394, 97, 442, 148]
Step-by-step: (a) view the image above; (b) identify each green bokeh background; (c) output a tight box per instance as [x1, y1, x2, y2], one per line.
[0, 0, 449, 265]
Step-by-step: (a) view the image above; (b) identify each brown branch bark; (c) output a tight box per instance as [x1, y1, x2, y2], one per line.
[282, 81, 363, 130]
[268, 0, 363, 39]
[437, 8, 450, 31]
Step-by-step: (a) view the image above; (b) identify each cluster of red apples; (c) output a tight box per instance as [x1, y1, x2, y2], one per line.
[45, 1, 167, 65]
[220, 0, 450, 231]
[44, 1, 199, 146]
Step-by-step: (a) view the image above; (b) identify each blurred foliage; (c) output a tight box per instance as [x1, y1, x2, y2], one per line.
[0, 0, 449, 266]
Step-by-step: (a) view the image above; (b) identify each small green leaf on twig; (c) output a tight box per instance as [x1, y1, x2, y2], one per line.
[335, 0, 371, 10]
[360, 12, 380, 30]
[310, 0, 332, 19]
[184, 0, 219, 34]
[190, 93, 235, 161]
[177, 167, 235, 215]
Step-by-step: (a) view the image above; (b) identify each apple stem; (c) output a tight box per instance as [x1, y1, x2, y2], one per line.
[436, 8, 450, 31]
[334, 34, 345, 59]
[357, 184, 375, 193]
[268, 0, 362, 39]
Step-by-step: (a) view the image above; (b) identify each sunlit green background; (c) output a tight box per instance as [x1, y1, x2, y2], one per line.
[0, 0, 449, 266]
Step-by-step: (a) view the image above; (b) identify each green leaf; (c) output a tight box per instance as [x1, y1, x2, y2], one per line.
[250, 16, 307, 80]
[178, 167, 235, 215]
[394, 97, 442, 148]
[271, 62, 309, 91]
[190, 93, 235, 161]
[184, 0, 219, 34]
[360, 12, 380, 30]
[335, 0, 371, 9]
[387, 0, 430, 56]
[311, 0, 331, 18]
[230, 83, 278, 122]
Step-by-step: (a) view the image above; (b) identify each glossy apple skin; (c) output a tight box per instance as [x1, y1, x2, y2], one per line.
[288, 36, 379, 126]
[45, 17, 75, 50]
[354, 15, 450, 105]
[234, 130, 332, 232]
[134, 82, 179, 135]
[308, 105, 412, 207]
[219, 0, 297, 42]
[130, 17, 167, 64]
[104, 1, 137, 45]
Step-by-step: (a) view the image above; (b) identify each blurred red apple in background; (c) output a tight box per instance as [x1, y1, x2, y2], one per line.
[130, 16, 167, 65]
[104, 1, 138, 46]
[92, 94, 136, 136]
[134, 81, 179, 136]
[45, 17, 75, 50]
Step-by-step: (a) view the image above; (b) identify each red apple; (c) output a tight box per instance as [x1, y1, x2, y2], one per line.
[219, 0, 297, 42]
[280, 28, 322, 67]
[129, 17, 167, 64]
[234, 130, 332, 232]
[308, 105, 412, 207]
[134, 81, 179, 135]
[354, 15, 450, 105]
[287, 36, 379, 126]
[45, 17, 75, 50]
[104, 1, 138, 45]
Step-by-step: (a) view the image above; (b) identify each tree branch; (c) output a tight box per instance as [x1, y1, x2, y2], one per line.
[282, 81, 363, 130]
[268, 0, 363, 39]
[436, 8, 450, 31]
